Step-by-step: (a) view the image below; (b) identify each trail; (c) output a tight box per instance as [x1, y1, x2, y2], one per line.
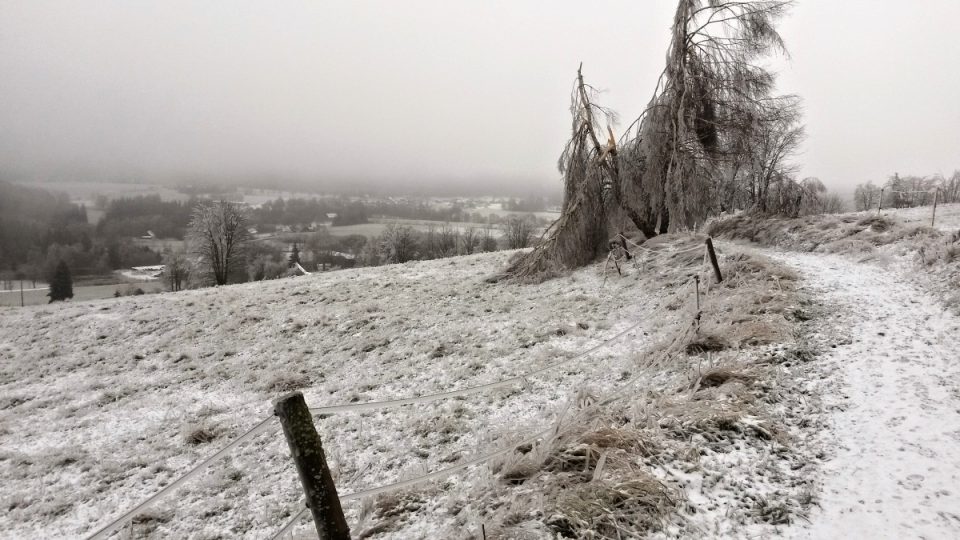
[772, 252, 960, 539]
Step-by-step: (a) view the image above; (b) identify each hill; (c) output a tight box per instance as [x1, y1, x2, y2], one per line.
[0, 238, 821, 538]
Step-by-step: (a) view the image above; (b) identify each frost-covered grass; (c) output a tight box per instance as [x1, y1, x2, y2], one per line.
[0, 241, 817, 539]
[707, 207, 960, 312]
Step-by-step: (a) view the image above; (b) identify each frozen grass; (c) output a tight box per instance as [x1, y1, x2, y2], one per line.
[707, 208, 960, 312]
[0, 240, 819, 539]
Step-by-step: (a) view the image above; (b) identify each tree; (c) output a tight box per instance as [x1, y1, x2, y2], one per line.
[480, 226, 499, 252]
[187, 201, 251, 286]
[288, 243, 301, 268]
[942, 171, 960, 204]
[503, 216, 535, 249]
[161, 250, 191, 291]
[506, 0, 796, 281]
[854, 182, 881, 212]
[380, 224, 418, 264]
[47, 260, 73, 302]
[460, 227, 480, 255]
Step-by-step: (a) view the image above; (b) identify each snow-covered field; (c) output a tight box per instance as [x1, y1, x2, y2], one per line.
[14, 210, 960, 539]
[1, 236, 826, 539]
[872, 202, 960, 231]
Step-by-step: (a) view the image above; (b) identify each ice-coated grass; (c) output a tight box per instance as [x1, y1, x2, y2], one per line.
[0, 241, 818, 539]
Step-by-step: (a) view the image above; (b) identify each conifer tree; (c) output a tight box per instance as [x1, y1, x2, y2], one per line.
[47, 260, 73, 303]
[288, 244, 301, 267]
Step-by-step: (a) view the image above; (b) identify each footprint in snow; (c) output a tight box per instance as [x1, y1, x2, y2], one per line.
[901, 474, 925, 491]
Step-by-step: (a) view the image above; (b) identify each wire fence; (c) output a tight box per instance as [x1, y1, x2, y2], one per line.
[82, 237, 718, 540]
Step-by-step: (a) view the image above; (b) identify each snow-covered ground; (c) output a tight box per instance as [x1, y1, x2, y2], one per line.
[772, 252, 960, 539]
[1, 237, 826, 539]
[0, 249, 686, 538]
[868, 202, 960, 231]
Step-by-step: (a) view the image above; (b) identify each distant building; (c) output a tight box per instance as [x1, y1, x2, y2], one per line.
[141, 230, 156, 240]
[130, 265, 165, 279]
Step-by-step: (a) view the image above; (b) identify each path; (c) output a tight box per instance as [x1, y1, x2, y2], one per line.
[773, 252, 960, 539]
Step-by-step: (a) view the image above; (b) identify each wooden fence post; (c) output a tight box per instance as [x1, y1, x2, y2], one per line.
[693, 275, 700, 311]
[274, 392, 351, 540]
[877, 187, 884, 215]
[932, 189, 939, 228]
[705, 238, 723, 283]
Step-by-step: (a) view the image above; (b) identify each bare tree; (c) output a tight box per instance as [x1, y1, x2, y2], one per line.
[503, 216, 535, 249]
[480, 226, 499, 252]
[942, 171, 960, 203]
[161, 250, 191, 291]
[460, 227, 480, 255]
[380, 223, 418, 263]
[187, 201, 251, 286]
[424, 223, 458, 259]
[854, 181, 882, 211]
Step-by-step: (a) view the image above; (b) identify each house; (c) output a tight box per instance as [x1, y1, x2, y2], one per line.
[141, 230, 156, 240]
[130, 265, 165, 279]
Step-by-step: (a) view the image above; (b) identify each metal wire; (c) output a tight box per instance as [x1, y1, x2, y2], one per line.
[85, 416, 275, 540]
[267, 425, 559, 540]
[307, 316, 645, 415]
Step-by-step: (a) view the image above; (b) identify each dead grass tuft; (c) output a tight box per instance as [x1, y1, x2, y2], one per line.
[182, 424, 220, 445]
[857, 214, 895, 232]
[550, 476, 677, 538]
[697, 368, 753, 389]
[684, 333, 727, 355]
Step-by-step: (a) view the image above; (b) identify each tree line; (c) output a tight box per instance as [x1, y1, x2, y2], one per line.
[160, 202, 540, 291]
[853, 171, 960, 212]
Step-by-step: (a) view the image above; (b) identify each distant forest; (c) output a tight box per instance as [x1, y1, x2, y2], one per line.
[0, 181, 552, 284]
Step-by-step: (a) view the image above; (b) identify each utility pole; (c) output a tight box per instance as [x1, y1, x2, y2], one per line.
[20, 279, 24, 307]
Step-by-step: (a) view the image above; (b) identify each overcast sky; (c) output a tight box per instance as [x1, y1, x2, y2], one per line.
[1, 1, 958, 195]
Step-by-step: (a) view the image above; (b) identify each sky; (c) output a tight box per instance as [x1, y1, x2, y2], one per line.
[1, 1, 958, 196]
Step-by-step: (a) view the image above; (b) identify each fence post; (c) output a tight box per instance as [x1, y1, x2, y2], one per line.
[705, 238, 723, 283]
[877, 187, 884, 215]
[693, 274, 700, 311]
[932, 189, 939, 228]
[274, 392, 351, 540]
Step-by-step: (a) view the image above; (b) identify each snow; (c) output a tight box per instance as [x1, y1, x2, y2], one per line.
[0, 250, 670, 538]
[12, 225, 956, 538]
[772, 251, 960, 539]
[858, 202, 960, 232]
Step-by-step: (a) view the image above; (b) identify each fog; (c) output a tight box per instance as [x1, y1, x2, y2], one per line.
[1, 1, 958, 195]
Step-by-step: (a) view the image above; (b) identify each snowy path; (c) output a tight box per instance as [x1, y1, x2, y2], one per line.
[773, 252, 960, 539]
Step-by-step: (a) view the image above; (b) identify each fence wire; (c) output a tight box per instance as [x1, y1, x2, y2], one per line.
[85, 237, 715, 539]
[85, 416, 275, 540]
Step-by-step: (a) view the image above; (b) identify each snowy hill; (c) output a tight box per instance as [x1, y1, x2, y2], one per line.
[1, 237, 827, 539]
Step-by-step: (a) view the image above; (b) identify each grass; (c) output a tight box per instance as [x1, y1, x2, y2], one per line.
[706, 210, 960, 312]
[397, 241, 822, 538]
[0, 283, 165, 307]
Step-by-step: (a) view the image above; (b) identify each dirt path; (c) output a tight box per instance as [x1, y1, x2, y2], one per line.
[772, 252, 960, 539]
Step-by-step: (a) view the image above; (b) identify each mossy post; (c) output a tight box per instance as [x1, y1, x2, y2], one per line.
[705, 238, 723, 283]
[274, 392, 351, 539]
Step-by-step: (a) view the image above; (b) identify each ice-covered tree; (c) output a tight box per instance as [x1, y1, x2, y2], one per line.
[187, 201, 251, 286]
[506, 0, 797, 281]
